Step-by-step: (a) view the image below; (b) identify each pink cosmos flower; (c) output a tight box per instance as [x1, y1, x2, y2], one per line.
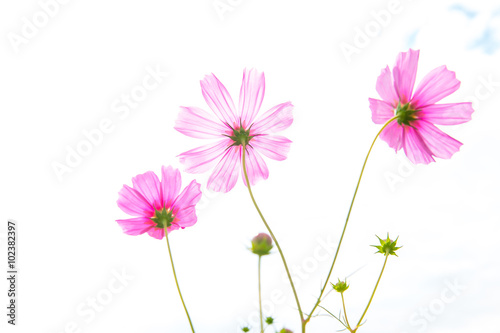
[116, 166, 202, 239]
[369, 49, 474, 164]
[175, 68, 293, 192]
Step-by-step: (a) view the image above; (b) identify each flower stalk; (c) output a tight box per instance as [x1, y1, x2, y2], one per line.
[258, 255, 264, 333]
[341, 293, 352, 330]
[305, 116, 398, 324]
[241, 144, 305, 332]
[353, 253, 389, 332]
[164, 226, 196, 333]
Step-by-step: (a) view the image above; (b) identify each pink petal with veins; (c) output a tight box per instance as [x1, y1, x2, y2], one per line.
[117, 185, 153, 216]
[412, 65, 460, 108]
[369, 98, 395, 124]
[419, 103, 473, 125]
[402, 126, 435, 164]
[375, 66, 398, 105]
[416, 120, 462, 159]
[252, 102, 294, 134]
[178, 139, 232, 174]
[239, 68, 265, 126]
[175, 106, 229, 139]
[173, 180, 202, 212]
[393, 49, 419, 104]
[200, 73, 238, 126]
[252, 135, 291, 161]
[116, 217, 155, 236]
[161, 166, 181, 208]
[208, 146, 241, 193]
[241, 147, 269, 186]
[175, 207, 198, 228]
[132, 171, 162, 210]
[379, 120, 404, 152]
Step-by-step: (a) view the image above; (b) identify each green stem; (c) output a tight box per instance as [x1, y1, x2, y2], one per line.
[354, 253, 390, 331]
[306, 116, 397, 324]
[258, 255, 264, 333]
[241, 145, 305, 332]
[341, 293, 352, 331]
[164, 226, 195, 333]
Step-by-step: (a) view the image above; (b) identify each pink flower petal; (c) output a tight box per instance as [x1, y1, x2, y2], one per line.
[161, 166, 181, 208]
[418, 102, 474, 125]
[369, 98, 395, 124]
[175, 207, 198, 228]
[175, 106, 229, 139]
[146, 225, 181, 239]
[132, 171, 162, 210]
[402, 125, 435, 164]
[200, 73, 238, 126]
[147, 227, 165, 239]
[178, 139, 232, 174]
[252, 102, 293, 134]
[393, 49, 419, 104]
[375, 66, 398, 105]
[239, 68, 265, 127]
[416, 120, 463, 159]
[172, 180, 202, 212]
[379, 120, 404, 152]
[251, 135, 291, 161]
[168, 224, 181, 234]
[411, 65, 460, 108]
[116, 217, 155, 236]
[207, 146, 241, 192]
[241, 147, 269, 186]
[117, 184, 154, 216]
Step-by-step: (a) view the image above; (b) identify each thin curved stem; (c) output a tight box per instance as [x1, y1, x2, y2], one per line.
[241, 145, 305, 332]
[258, 255, 264, 333]
[306, 116, 397, 324]
[164, 226, 195, 333]
[354, 253, 390, 331]
[341, 293, 352, 331]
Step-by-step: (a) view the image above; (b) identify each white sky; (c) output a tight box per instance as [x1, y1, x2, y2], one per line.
[0, 0, 499, 333]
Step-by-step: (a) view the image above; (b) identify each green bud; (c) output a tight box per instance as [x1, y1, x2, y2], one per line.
[241, 327, 250, 332]
[251, 233, 273, 256]
[279, 329, 293, 333]
[372, 234, 402, 256]
[331, 279, 349, 293]
[265, 316, 274, 325]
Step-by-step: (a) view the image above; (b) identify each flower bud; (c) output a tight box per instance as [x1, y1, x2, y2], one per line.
[279, 329, 293, 333]
[265, 316, 274, 325]
[241, 327, 250, 332]
[372, 233, 402, 256]
[251, 233, 273, 256]
[331, 279, 349, 293]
